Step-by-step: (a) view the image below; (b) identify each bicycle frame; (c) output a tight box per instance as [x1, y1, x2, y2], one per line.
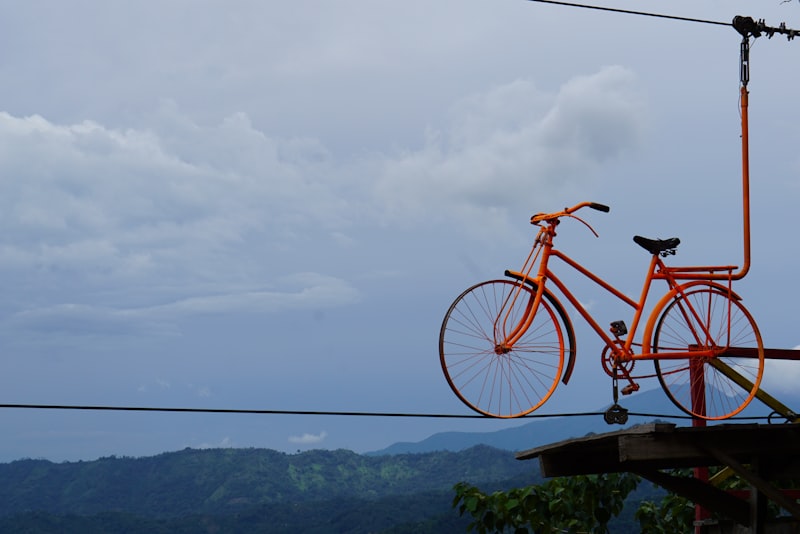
[499, 220, 742, 370]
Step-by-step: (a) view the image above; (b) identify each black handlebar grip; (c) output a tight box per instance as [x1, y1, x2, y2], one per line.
[589, 203, 610, 213]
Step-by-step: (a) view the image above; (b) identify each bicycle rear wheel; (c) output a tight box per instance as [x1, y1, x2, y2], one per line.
[439, 279, 566, 418]
[652, 286, 764, 420]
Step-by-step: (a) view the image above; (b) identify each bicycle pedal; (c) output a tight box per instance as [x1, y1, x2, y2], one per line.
[609, 320, 627, 337]
[621, 384, 640, 395]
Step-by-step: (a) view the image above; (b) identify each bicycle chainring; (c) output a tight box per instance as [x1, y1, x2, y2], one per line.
[601, 343, 635, 379]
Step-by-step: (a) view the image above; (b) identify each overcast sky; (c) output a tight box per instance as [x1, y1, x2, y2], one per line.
[0, 0, 798, 462]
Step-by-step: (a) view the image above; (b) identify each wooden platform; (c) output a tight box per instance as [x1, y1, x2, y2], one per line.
[516, 423, 800, 532]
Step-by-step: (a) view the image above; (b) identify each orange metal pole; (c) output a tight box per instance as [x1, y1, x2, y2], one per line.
[735, 83, 751, 280]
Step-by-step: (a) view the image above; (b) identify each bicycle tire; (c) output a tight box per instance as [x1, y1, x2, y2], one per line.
[439, 279, 568, 418]
[652, 286, 764, 420]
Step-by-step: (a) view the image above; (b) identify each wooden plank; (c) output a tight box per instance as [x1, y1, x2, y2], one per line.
[515, 423, 673, 461]
[518, 423, 800, 476]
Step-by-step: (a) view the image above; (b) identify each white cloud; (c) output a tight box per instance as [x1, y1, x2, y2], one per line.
[373, 66, 646, 235]
[156, 378, 171, 390]
[136, 379, 172, 394]
[760, 351, 800, 395]
[288, 431, 328, 445]
[0, 109, 347, 272]
[197, 437, 233, 450]
[0, 109, 363, 331]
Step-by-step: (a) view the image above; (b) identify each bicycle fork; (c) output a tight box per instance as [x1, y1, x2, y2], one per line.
[492, 283, 545, 354]
[493, 229, 548, 352]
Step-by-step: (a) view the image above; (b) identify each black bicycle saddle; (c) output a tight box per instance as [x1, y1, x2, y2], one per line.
[633, 235, 680, 256]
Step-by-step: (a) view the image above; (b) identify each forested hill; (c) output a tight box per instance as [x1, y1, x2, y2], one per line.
[0, 445, 536, 533]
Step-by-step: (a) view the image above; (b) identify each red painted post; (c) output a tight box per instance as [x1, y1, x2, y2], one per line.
[690, 358, 711, 533]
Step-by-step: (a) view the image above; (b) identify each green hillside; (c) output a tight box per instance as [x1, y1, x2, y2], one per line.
[0, 445, 536, 532]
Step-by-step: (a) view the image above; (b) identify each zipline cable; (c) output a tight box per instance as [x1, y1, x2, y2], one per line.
[0, 403, 776, 421]
[523, 0, 730, 27]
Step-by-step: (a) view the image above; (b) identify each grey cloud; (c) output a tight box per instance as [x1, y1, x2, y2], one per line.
[142, 273, 361, 316]
[539, 66, 646, 162]
[6, 303, 163, 337]
[6, 273, 359, 338]
[373, 66, 647, 234]
[0, 111, 346, 278]
[0, 65, 646, 342]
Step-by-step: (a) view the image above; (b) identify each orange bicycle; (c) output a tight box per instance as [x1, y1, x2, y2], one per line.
[438, 16, 791, 423]
[439, 201, 764, 421]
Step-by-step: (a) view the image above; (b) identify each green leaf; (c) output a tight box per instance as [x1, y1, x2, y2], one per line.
[465, 496, 479, 513]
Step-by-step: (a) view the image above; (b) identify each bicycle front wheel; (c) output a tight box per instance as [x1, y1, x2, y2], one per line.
[652, 286, 764, 420]
[439, 279, 566, 418]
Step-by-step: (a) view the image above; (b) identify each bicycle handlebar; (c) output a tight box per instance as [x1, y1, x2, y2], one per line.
[530, 201, 610, 224]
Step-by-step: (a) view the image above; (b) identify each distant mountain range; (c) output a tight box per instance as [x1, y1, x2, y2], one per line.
[368, 385, 796, 455]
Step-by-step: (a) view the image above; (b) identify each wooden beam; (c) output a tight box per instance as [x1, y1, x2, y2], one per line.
[635, 468, 749, 526]
[706, 447, 800, 520]
[723, 347, 800, 360]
